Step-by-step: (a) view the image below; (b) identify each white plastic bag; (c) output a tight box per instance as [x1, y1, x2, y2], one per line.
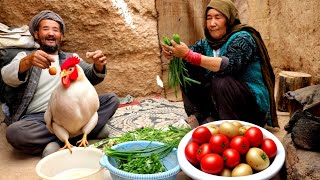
[0, 23, 39, 48]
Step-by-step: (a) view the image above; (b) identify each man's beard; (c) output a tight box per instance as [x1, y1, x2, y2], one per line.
[38, 36, 61, 54]
[42, 44, 59, 54]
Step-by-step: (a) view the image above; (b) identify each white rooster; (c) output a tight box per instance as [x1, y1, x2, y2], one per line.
[44, 56, 99, 153]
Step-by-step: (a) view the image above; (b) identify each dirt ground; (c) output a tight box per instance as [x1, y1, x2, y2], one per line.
[0, 108, 290, 180]
[0, 122, 41, 180]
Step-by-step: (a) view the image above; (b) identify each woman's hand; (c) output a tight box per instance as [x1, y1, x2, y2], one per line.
[160, 42, 174, 60]
[161, 40, 190, 60]
[86, 50, 107, 73]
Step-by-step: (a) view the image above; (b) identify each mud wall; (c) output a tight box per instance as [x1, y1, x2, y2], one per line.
[1, 0, 319, 99]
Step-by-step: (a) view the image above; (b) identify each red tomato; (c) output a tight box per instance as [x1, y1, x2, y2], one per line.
[192, 126, 212, 145]
[209, 134, 229, 154]
[222, 148, 241, 168]
[230, 136, 250, 155]
[185, 142, 200, 166]
[200, 153, 224, 175]
[196, 143, 212, 162]
[261, 138, 277, 159]
[244, 127, 263, 147]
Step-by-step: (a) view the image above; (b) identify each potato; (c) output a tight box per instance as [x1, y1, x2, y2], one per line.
[231, 163, 253, 177]
[220, 168, 232, 177]
[246, 147, 270, 171]
[205, 124, 220, 135]
[219, 121, 239, 139]
[232, 121, 242, 129]
[239, 125, 251, 136]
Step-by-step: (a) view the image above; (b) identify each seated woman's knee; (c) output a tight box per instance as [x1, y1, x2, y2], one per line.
[211, 76, 234, 91]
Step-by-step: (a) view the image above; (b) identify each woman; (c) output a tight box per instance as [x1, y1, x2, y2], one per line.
[161, 0, 279, 128]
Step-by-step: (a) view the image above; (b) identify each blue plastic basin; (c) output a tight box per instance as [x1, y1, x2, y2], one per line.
[100, 141, 180, 180]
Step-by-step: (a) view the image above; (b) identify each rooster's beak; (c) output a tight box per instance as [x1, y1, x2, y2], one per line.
[60, 70, 68, 77]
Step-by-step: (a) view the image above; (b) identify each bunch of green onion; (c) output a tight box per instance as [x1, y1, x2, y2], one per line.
[103, 142, 175, 174]
[163, 34, 200, 97]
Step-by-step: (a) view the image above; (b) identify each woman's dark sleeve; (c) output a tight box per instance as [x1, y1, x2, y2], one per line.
[188, 39, 206, 54]
[216, 33, 257, 76]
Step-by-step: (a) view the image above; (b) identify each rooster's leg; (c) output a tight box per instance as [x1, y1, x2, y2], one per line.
[51, 123, 73, 153]
[77, 133, 89, 147]
[77, 112, 98, 147]
[60, 140, 73, 154]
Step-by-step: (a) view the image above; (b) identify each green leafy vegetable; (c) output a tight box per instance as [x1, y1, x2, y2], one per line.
[90, 125, 191, 148]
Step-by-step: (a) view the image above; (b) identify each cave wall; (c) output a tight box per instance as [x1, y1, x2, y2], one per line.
[1, 0, 319, 99]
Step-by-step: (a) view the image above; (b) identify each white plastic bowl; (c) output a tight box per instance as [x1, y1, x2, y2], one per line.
[177, 120, 285, 180]
[36, 147, 106, 180]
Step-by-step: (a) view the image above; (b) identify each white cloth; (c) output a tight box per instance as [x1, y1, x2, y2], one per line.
[0, 23, 39, 48]
[212, 49, 220, 57]
[27, 55, 60, 113]
[1, 103, 10, 117]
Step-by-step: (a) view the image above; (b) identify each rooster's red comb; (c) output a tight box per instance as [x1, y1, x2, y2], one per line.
[61, 56, 80, 70]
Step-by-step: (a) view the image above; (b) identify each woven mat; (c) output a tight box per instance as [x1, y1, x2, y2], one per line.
[106, 98, 189, 137]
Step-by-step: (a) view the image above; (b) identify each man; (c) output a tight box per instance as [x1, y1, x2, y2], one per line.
[1, 10, 119, 157]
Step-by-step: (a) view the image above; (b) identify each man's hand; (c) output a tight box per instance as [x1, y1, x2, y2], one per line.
[86, 50, 106, 73]
[19, 50, 55, 73]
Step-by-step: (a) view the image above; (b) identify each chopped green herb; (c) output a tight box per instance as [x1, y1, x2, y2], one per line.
[119, 154, 166, 174]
